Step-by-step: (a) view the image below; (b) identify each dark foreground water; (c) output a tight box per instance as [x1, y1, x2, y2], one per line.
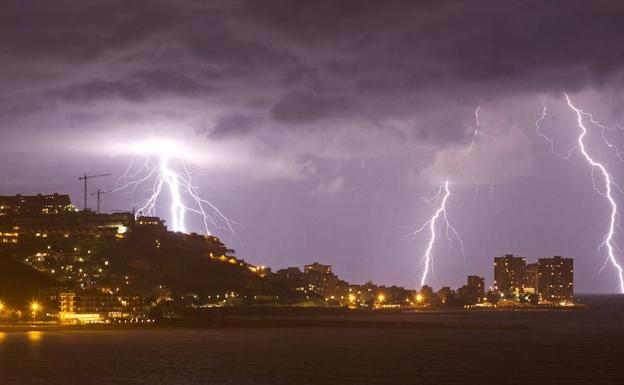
[1, 295, 623, 385]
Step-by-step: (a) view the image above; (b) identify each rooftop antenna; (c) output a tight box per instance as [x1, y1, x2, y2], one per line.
[78, 173, 111, 211]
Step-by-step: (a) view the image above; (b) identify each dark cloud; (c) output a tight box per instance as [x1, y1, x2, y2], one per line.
[270, 92, 349, 124]
[52, 70, 205, 103]
[0, 0, 182, 58]
[243, 0, 624, 95]
[241, 0, 447, 40]
[426, 1, 624, 86]
[415, 111, 472, 145]
[187, 19, 290, 68]
[132, 70, 204, 94]
[53, 79, 147, 102]
[5, 0, 624, 129]
[282, 66, 322, 88]
[4, 0, 624, 91]
[211, 113, 257, 138]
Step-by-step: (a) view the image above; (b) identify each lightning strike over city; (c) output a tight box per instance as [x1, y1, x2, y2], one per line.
[113, 139, 235, 238]
[410, 181, 464, 287]
[537, 94, 624, 293]
[3, 2, 624, 383]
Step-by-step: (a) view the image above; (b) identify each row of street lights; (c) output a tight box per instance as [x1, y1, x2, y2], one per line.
[0, 300, 42, 324]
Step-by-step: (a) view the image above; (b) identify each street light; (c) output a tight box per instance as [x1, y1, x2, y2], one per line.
[30, 301, 40, 324]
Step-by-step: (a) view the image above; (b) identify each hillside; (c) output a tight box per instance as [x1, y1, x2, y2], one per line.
[0, 254, 59, 306]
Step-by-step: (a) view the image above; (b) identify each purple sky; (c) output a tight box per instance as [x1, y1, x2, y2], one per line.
[2, 0, 624, 292]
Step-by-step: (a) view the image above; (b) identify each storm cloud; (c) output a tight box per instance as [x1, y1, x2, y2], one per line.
[3, 1, 624, 129]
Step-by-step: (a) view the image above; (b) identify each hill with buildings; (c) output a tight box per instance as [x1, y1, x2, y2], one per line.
[0, 195, 298, 309]
[0, 194, 578, 325]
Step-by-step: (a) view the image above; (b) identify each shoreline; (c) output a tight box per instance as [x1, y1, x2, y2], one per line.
[0, 305, 592, 333]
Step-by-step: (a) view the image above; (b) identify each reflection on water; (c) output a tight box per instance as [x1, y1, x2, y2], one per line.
[27, 331, 42, 342]
[0, 296, 622, 385]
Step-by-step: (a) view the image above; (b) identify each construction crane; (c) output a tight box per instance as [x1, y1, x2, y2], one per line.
[78, 173, 111, 211]
[90, 189, 109, 214]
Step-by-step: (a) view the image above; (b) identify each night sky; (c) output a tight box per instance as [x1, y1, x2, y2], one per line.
[2, 0, 624, 292]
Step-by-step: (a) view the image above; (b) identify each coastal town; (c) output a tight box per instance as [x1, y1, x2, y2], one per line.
[0, 193, 577, 326]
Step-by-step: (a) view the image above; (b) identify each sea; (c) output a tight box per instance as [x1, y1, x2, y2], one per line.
[0, 295, 622, 385]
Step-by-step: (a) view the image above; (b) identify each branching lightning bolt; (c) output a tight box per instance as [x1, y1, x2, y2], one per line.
[409, 181, 465, 287]
[412, 106, 483, 287]
[113, 142, 235, 238]
[564, 94, 624, 293]
[589, 115, 624, 162]
[535, 99, 578, 160]
[538, 94, 624, 292]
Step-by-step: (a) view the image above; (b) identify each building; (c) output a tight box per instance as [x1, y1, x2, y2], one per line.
[276, 267, 303, 280]
[494, 254, 526, 297]
[0, 229, 19, 244]
[466, 275, 485, 304]
[489, 254, 574, 305]
[0, 211, 134, 242]
[418, 285, 434, 304]
[304, 262, 332, 275]
[438, 287, 453, 304]
[275, 267, 307, 292]
[523, 263, 539, 294]
[59, 291, 146, 324]
[276, 263, 354, 302]
[135, 216, 166, 229]
[0, 194, 134, 242]
[0, 194, 75, 216]
[302, 263, 344, 299]
[538, 256, 573, 302]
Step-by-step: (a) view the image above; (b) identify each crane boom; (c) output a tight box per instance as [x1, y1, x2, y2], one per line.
[78, 173, 111, 211]
[90, 189, 110, 214]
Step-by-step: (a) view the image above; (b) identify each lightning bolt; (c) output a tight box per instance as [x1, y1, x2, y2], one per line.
[473, 108, 498, 211]
[409, 181, 465, 287]
[539, 94, 624, 292]
[462, 106, 483, 215]
[467, 105, 480, 153]
[564, 93, 624, 293]
[113, 141, 235, 238]
[414, 106, 482, 286]
[588, 114, 624, 162]
[535, 99, 578, 160]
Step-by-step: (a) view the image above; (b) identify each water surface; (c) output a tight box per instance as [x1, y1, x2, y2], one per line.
[1, 295, 622, 385]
